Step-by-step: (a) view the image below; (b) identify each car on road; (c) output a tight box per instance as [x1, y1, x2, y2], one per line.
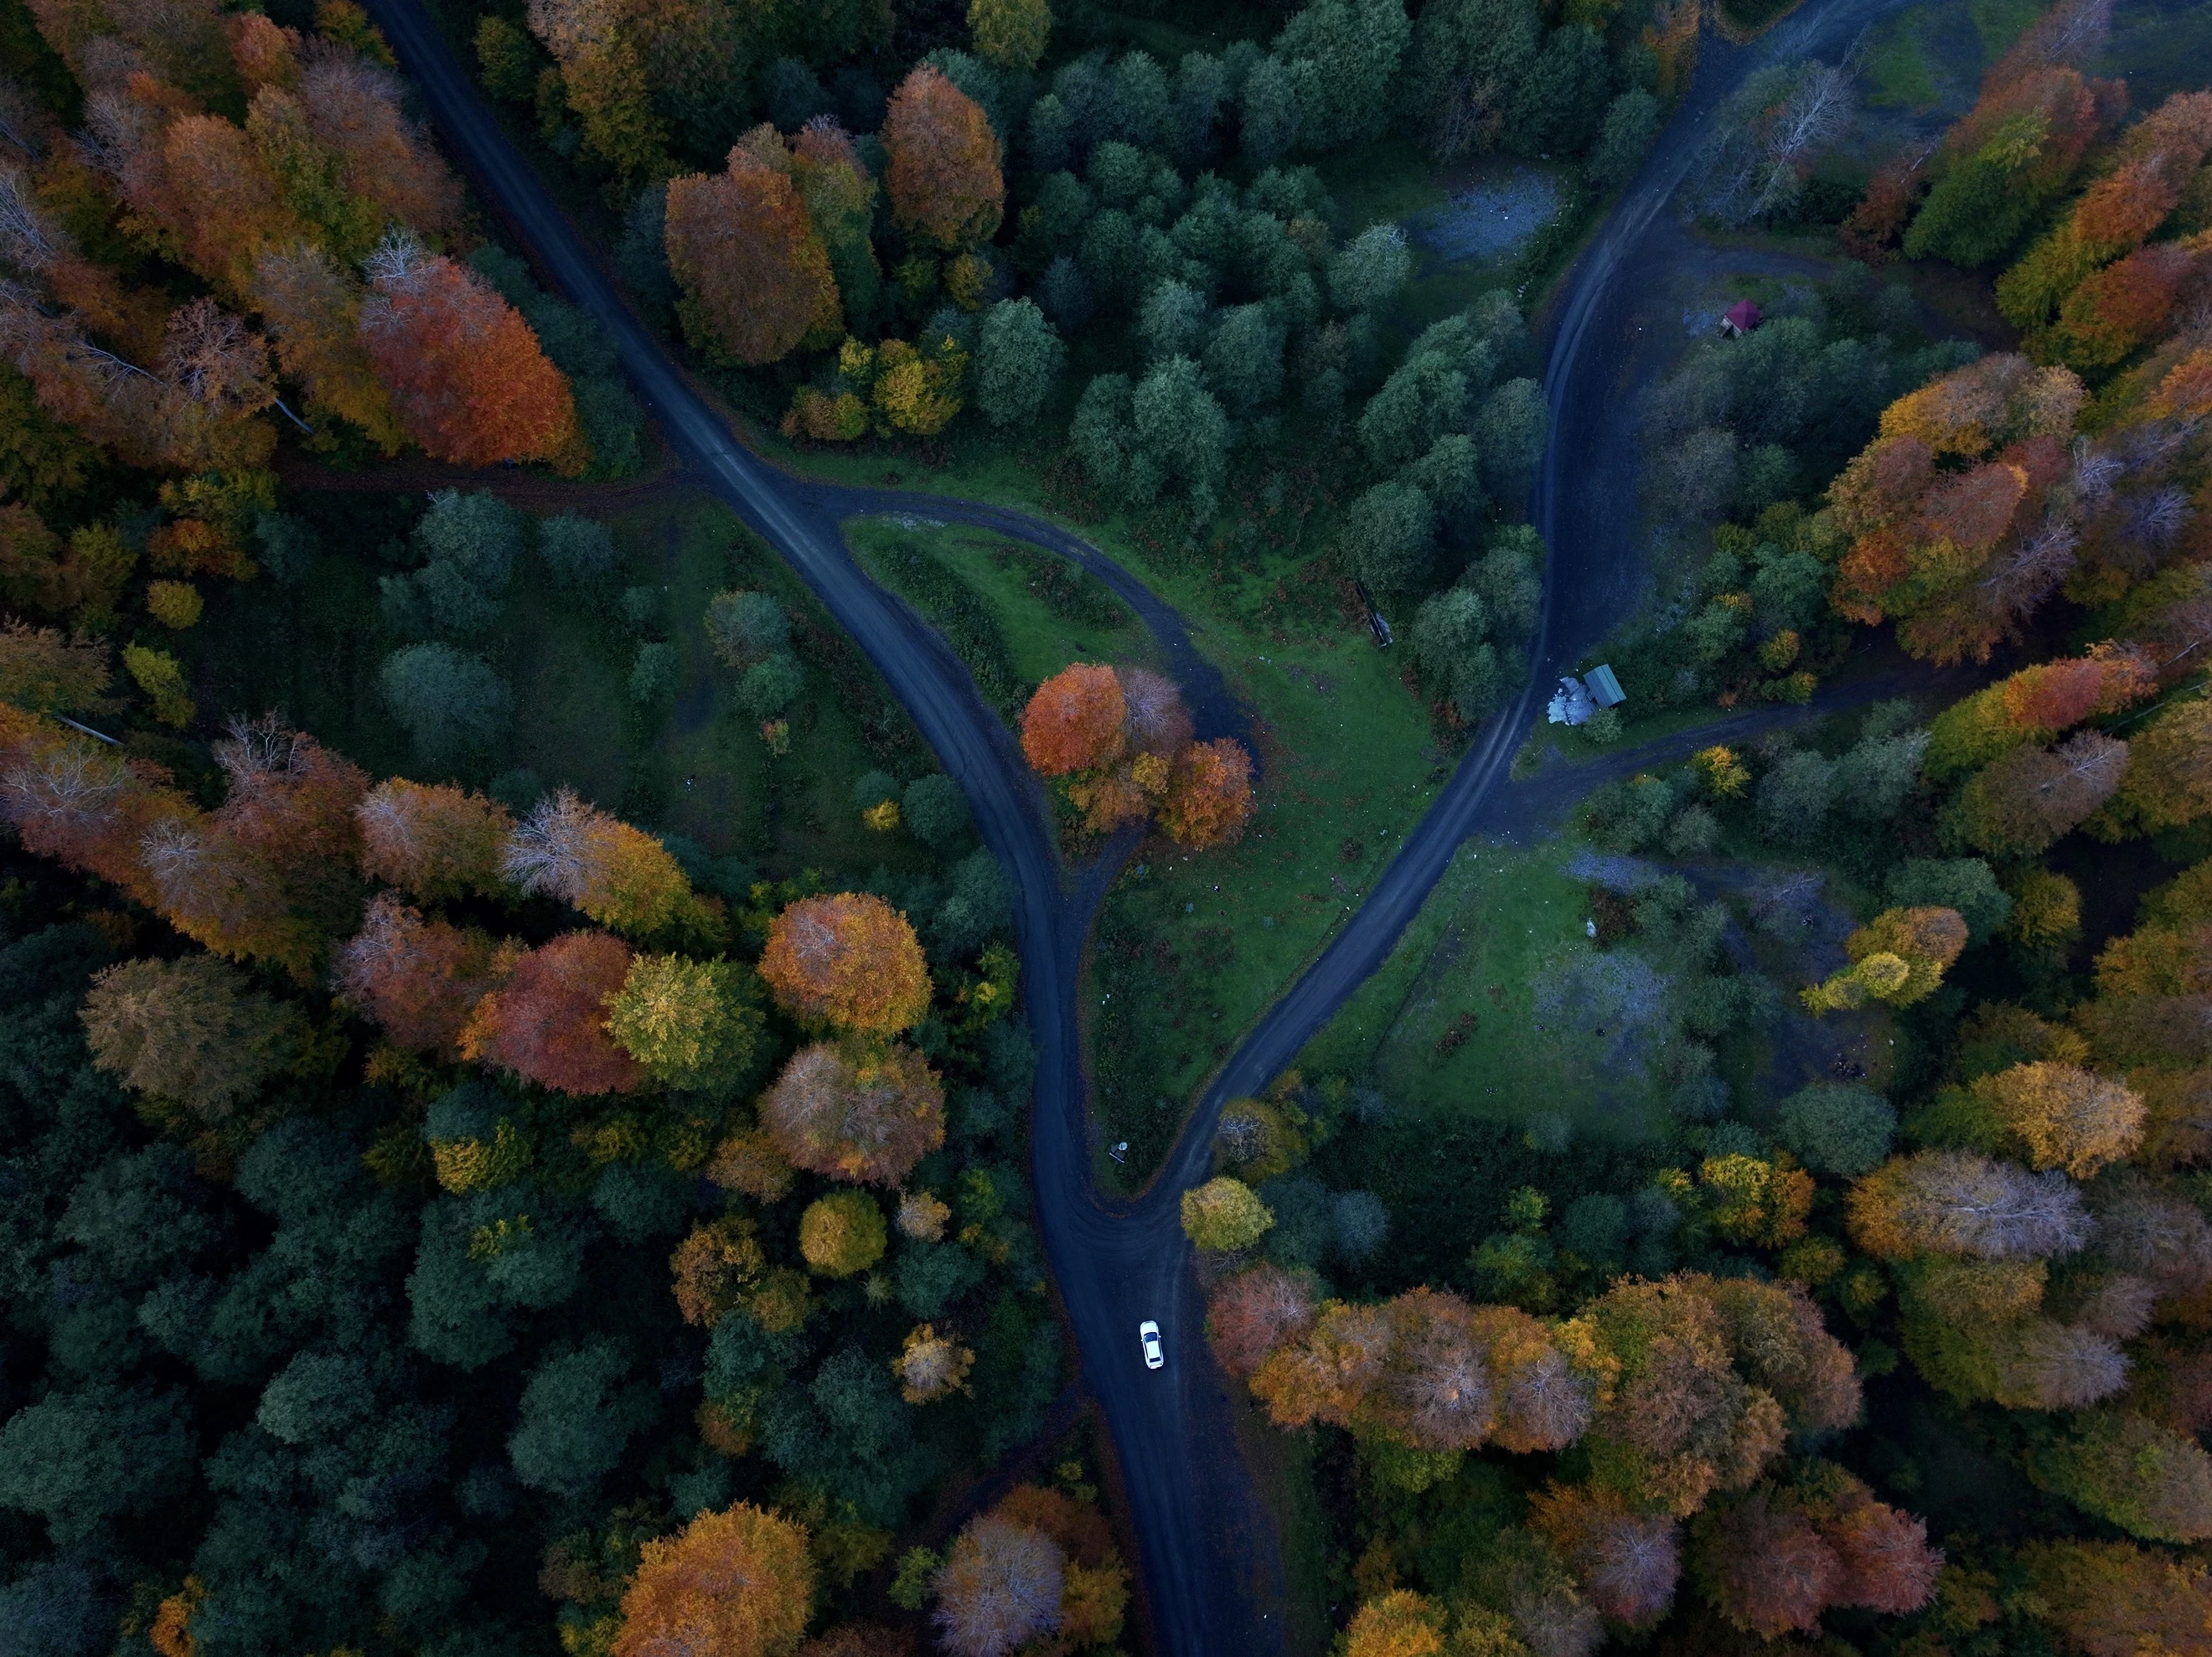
[1139, 1320, 1164, 1370]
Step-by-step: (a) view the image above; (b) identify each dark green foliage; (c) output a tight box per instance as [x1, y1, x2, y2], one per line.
[1590, 88, 1661, 188]
[1202, 302, 1285, 415]
[1886, 858, 2013, 942]
[736, 652, 805, 719]
[861, 534, 1026, 714]
[406, 1200, 519, 1371]
[1341, 480, 1435, 596]
[1138, 279, 1209, 363]
[1360, 353, 1477, 472]
[1755, 750, 1837, 841]
[509, 1341, 655, 1500]
[1037, 256, 1094, 331]
[60, 1145, 225, 1286]
[975, 298, 1065, 428]
[0, 1384, 194, 1541]
[1904, 147, 2044, 269]
[1332, 1190, 1389, 1262]
[0, 1555, 115, 1657]
[925, 847, 1012, 961]
[393, 489, 525, 638]
[710, 590, 791, 663]
[1473, 378, 1548, 501]
[760, 1347, 936, 1526]
[252, 510, 319, 586]
[1330, 225, 1412, 315]
[1775, 1083, 1897, 1176]
[591, 1159, 690, 1242]
[1412, 0, 1539, 159]
[897, 1239, 989, 1317]
[1278, 0, 1410, 151]
[1556, 1192, 1626, 1268]
[1510, 24, 1611, 155]
[969, 1288, 1062, 1459]
[1409, 586, 1501, 719]
[1072, 361, 1229, 514]
[537, 514, 621, 586]
[1406, 433, 1484, 541]
[1465, 529, 1543, 635]
[617, 183, 677, 332]
[705, 1308, 800, 1401]
[1238, 55, 1300, 168]
[380, 643, 512, 767]
[1258, 1171, 1332, 1267]
[903, 773, 971, 847]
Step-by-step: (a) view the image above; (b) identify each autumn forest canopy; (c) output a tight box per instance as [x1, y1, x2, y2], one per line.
[3, 0, 2212, 1651]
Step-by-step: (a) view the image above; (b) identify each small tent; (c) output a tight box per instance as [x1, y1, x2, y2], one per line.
[1721, 299, 1762, 338]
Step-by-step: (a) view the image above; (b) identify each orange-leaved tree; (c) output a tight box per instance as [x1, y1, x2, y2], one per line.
[612, 1502, 814, 1657]
[1162, 737, 1255, 849]
[1923, 644, 2155, 777]
[1997, 90, 2212, 343]
[502, 787, 700, 937]
[251, 241, 406, 451]
[1021, 663, 1127, 777]
[358, 230, 580, 467]
[882, 65, 1004, 251]
[1827, 354, 2084, 661]
[758, 1040, 944, 1185]
[757, 892, 931, 1035]
[357, 777, 514, 903]
[664, 139, 841, 368]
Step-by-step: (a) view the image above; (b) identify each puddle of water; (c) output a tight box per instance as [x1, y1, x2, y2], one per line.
[1407, 168, 1560, 264]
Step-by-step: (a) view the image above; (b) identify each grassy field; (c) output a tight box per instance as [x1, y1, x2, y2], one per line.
[189, 491, 938, 884]
[1295, 837, 1669, 1145]
[843, 516, 1150, 715]
[1086, 643, 1447, 1176]
[1864, 10, 1944, 110]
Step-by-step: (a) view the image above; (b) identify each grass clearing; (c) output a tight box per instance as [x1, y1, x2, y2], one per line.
[843, 516, 1148, 714]
[1295, 836, 1669, 1145]
[1865, 11, 1943, 109]
[1088, 638, 1446, 1177]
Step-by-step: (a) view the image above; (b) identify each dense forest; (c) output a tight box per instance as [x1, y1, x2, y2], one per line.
[0, 0, 1249, 1652]
[4, 0, 2212, 1650]
[1186, 4, 2212, 1654]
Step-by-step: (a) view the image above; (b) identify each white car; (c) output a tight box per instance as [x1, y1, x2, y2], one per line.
[1139, 1319, 1165, 1371]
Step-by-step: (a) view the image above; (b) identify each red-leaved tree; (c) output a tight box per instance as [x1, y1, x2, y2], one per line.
[358, 230, 579, 467]
[335, 891, 509, 1056]
[460, 930, 642, 1093]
